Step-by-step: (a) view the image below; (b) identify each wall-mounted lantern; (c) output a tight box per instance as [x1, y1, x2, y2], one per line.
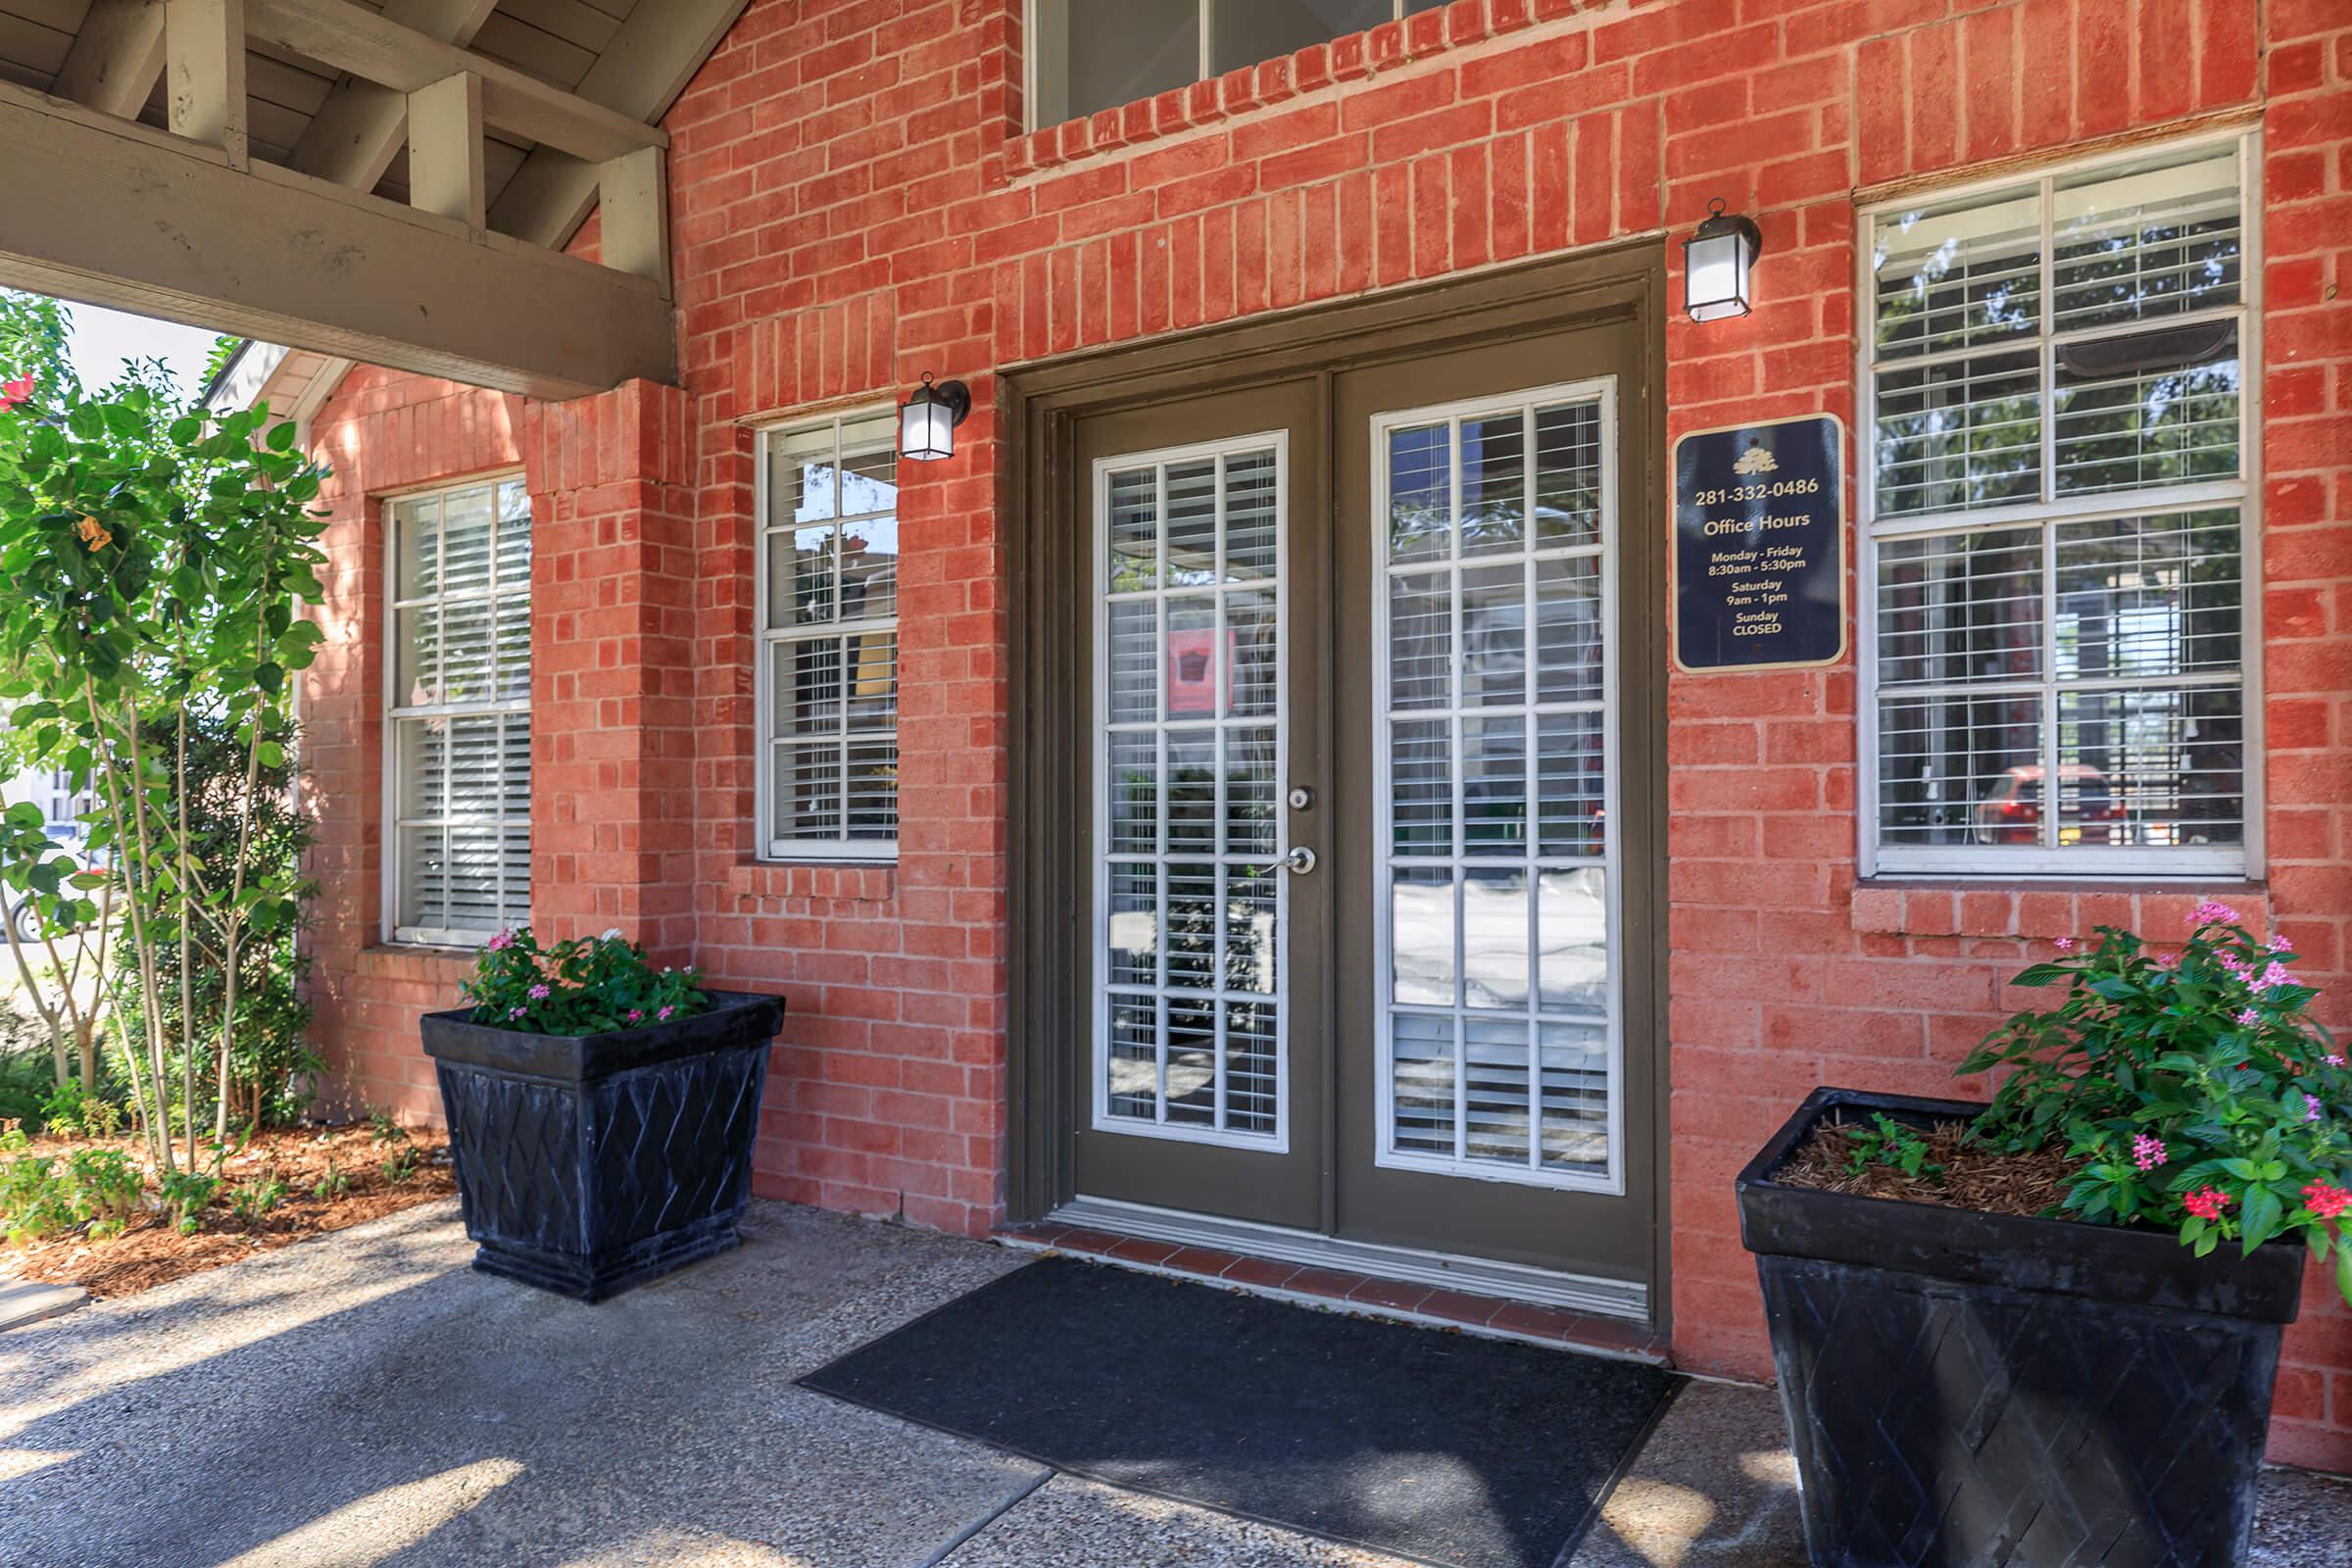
[899, 372, 971, 462]
[1682, 198, 1763, 322]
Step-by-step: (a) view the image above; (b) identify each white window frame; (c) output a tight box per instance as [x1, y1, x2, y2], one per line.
[755, 409, 902, 863]
[1089, 428, 1293, 1152]
[1027, 0, 1437, 130]
[381, 470, 531, 948]
[1369, 378, 1626, 1198]
[1856, 128, 2264, 882]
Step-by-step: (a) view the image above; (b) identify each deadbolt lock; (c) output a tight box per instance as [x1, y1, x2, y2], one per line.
[1287, 786, 1315, 810]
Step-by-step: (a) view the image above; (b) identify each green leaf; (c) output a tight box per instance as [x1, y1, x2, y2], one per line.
[2010, 963, 2072, 988]
[2338, 1242, 2352, 1309]
[2242, 1185, 2282, 1253]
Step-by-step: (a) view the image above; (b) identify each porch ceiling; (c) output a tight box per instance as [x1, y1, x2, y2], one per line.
[0, 0, 748, 398]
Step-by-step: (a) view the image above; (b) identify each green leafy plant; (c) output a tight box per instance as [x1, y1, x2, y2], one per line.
[0, 364, 328, 1173]
[369, 1108, 410, 1146]
[461, 927, 708, 1037]
[1961, 902, 2351, 1302]
[156, 1169, 219, 1235]
[311, 1159, 351, 1202]
[1840, 1111, 1945, 1183]
[378, 1146, 418, 1186]
[226, 1172, 287, 1225]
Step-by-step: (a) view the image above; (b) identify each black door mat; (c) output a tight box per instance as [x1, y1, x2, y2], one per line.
[799, 1255, 1682, 1568]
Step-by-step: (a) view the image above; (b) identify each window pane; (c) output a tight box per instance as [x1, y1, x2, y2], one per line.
[1388, 423, 1450, 564]
[767, 526, 836, 628]
[1107, 466, 1159, 592]
[839, 415, 899, 515]
[771, 425, 839, 524]
[2054, 512, 2241, 682]
[1461, 564, 1525, 706]
[2052, 142, 2241, 333]
[394, 605, 440, 709]
[1391, 1011, 1455, 1156]
[775, 743, 843, 839]
[775, 638, 844, 735]
[1874, 350, 2040, 517]
[496, 480, 531, 585]
[1874, 527, 2041, 686]
[395, 496, 439, 599]
[846, 630, 898, 730]
[842, 515, 897, 620]
[1210, 0, 1392, 75]
[1540, 1019, 1608, 1174]
[1461, 413, 1527, 557]
[1876, 693, 2044, 847]
[1535, 401, 1603, 548]
[441, 484, 495, 595]
[2053, 327, 2238, 496]
[1872, 182, 2041, 359]
[1037, 0, 1199, 127]
[2058, 685, 2243, 849]
[846, 740, 899, 841]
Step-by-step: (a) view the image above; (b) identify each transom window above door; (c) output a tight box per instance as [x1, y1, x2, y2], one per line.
[1029, 0, 1449, 128]
[1860, 133, 2255, 878]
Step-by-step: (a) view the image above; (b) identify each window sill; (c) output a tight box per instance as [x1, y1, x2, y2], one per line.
[729, 860, 897, 906]
[358, 943, 477, 981]
[1851, 881, 2269, 942]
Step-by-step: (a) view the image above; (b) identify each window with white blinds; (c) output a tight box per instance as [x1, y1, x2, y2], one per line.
[1860, 134, 2256, 878]
[386, 476, 532, 944]
[760, 413, 900, 860]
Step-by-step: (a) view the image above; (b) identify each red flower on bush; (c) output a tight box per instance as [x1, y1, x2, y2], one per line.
[2183, 1187, 2233, 1223]
[2305, 1183, 2351, 1222]
[0, 372, 31, 409]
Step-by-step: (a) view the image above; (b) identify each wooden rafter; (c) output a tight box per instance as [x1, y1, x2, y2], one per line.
[53, 0, 166, 120]
[289, 0, 498, 191]
[242, 0, 664, 166]
[489, 0, 749, 250]
[0, 80, 674, 399]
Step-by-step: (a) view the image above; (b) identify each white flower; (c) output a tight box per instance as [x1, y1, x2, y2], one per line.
[600, 927, 624, 942]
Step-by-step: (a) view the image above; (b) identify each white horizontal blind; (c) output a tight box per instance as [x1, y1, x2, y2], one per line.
[1861, 135, 2255, 878]
[1094, 433, 1287, 1147]
[760, 413, 900, 859]
[388, 476, 531, 944]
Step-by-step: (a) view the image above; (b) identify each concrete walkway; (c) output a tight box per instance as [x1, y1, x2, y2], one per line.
[0, 1199, 2342, 1568]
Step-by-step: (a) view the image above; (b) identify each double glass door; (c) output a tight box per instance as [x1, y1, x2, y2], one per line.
[1069, 319, 1656, 1296]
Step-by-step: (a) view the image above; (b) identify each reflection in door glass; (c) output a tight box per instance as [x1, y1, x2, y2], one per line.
[1377, 386, 1618, 1187]
[1097, 438, 1288, 1142]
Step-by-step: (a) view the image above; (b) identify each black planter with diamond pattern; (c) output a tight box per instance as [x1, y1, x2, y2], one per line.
[1739, 1087, 2305, 1568]
[422, 990, 786, 1301]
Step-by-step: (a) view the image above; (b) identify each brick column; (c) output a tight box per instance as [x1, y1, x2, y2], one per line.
[523, 378, 700, 956]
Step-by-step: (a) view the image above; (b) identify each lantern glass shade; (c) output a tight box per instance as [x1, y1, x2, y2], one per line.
[1682, 208, 1761, 322]
[899, 376, 969, 462]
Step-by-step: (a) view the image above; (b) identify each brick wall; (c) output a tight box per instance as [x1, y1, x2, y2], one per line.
[295, 0, 2352, 1467]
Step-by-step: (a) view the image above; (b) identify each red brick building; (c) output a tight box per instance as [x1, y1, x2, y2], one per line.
[235, 0, 2350, 1470]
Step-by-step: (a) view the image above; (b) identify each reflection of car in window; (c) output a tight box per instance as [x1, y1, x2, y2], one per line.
[1975, 763, 2123, 846]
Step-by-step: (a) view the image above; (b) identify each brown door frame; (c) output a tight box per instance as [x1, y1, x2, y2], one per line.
[1004, 240, 1674, 1325]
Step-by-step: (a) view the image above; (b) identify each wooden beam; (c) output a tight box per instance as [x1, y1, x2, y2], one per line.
[490, 0, 749, 249]
[53, 0, 167, 119]
[407, 72, 483, 228]
[243, 0, 664, 166]
[597, 146, 666, 291]
[0, 80, 674, 399]
[165, 0, 247, 168]
[289, 0, 495, 191]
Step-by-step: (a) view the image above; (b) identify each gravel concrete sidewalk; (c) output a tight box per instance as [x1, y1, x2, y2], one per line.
[0, 1198, 2342, 1567]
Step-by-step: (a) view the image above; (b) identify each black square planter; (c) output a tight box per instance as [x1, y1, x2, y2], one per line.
[421, 989, 786, 1301]
[1739, 1087, 2306, 1568]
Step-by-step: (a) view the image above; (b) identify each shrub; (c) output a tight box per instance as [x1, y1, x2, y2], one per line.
[461, 928, 708, 1036]
[1963, 902, 2350, 1302]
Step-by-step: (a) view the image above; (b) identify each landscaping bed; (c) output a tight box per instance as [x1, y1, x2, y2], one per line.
[1776, 1111, 2075, 1217]
[1, 1122, 454, 1298]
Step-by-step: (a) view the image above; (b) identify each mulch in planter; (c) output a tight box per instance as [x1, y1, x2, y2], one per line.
[1776, 1112, 2075, 1218]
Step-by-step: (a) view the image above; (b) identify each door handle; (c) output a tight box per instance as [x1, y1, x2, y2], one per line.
[1282, 846, 1318, 875]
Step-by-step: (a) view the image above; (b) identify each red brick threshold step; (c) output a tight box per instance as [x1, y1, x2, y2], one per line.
[995, 1220, 1670, 1366]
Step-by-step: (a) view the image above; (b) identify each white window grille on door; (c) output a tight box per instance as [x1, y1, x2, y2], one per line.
[1372, 381, 1623, 1194]
[1094, 432, 1289, 1148]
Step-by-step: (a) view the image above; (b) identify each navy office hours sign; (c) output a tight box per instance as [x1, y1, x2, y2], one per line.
[1671, 414, 1847, 672]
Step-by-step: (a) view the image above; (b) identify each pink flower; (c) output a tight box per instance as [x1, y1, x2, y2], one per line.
[2217, 953, 2252, 981]
[2327, 1054, 2347, 1069]
[527, 982, 551, 1001]
[2053, 937, 2075, 952]
[2183, 1187, 2232, 1222]
[2267, 934, 2292, 953]
[2189, 900, 2240, 930]
[2149, 953, 2176, 971]
[0, 372, 32, 410]
[2302, 1092, 2323, 1123]
[657, 1004, 675, 1020]
[2132, 1133, 2167, 1172]
[2235, 1007, 2261, 1028]
[485, 929, 514, 952]
[507, 1005, 525, 1020]
[626, 1009, 645, 1024]
[2254, 961, 2293, 993]
[2304, 1182, 2352, 1222]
